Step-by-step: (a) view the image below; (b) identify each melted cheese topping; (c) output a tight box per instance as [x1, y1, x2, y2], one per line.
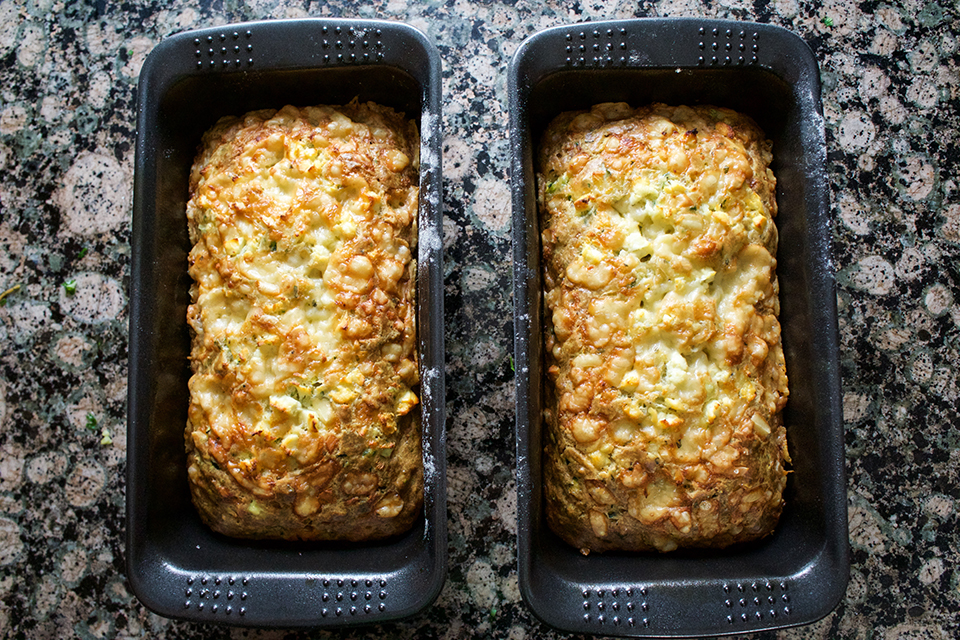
[185, 104, 419, 511]
[540, 103, 789, 552]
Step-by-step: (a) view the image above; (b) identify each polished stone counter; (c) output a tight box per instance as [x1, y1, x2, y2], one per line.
[0, 0, 957, 638]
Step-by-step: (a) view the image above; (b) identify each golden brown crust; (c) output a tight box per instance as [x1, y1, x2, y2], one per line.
[185, 103, 422, 541]
[538, 103, 789, 553]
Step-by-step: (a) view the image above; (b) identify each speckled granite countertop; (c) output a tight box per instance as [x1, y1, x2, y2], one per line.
[0, 0, 957, 638]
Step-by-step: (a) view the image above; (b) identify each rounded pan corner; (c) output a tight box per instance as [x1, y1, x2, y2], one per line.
[396, 561, 448, 621]
[124, 553, 187, 625]
[123, 554, 156, 614]
[750, 21, 821, 62]
[381, 19, 438, 54]
[508, 22, 560, 69]
[127, 587, 185, 627]
[518, 587, 570, 635]
[516, 559, 587, 638]
[789, 538, 851, 624]
[136, 34, 182, 87]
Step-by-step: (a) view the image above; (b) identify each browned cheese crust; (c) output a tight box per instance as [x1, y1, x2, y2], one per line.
[185, 103, 422, 541]
[538, 103, 790, 553]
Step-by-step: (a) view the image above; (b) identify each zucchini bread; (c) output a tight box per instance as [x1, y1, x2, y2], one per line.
[185, 102, 422, 541]
[538, 103, 790, 553]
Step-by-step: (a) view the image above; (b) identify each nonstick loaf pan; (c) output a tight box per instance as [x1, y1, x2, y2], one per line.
[510, 18, 848, 638]
[127, 19, 446, 628]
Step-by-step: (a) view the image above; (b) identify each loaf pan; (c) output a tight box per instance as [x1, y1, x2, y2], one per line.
[510, 18, 847, 637]
[128, 19, 446, 627]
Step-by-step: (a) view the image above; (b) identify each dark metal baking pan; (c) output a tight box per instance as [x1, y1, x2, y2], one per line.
[510, 18, 847, 638]
[128, 18, 446, 628]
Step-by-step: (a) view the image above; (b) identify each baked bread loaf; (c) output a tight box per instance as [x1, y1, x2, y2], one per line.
[184, 102, 422, 541]
[538, 103, 790, 553]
